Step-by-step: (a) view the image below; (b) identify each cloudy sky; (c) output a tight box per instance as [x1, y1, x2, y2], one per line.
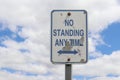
[0, 0, 120, 80]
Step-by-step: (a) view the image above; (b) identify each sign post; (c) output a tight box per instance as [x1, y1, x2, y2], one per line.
[51, 10, 88, 80]
[65, 64, 72, 80]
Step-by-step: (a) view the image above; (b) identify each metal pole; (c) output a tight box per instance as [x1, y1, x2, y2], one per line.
[65, 64, 72, 80]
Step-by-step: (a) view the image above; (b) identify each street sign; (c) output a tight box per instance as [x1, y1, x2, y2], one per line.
[51, 10, 88, 64]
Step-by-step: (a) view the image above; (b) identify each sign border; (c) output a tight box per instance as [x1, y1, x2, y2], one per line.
[50, 10, 88, 64]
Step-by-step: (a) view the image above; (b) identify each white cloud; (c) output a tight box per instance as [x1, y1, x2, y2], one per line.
[0, 0, 120, 80]
[0, 70, 64, 80]
[73, 50, 120, 77]
[88, 32, 104, 57]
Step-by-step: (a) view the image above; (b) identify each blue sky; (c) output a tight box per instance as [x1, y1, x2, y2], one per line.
[0, 0, 120, 80]
[97, 22, 120, 54]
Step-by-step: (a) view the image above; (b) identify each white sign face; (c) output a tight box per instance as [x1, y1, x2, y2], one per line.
[51, 10, 88, 64]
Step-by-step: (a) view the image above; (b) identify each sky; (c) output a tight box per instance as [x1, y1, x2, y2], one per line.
[0, 0, 120, 80]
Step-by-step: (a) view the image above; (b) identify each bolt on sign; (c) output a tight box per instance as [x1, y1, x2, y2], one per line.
[51, 10, 88, 64]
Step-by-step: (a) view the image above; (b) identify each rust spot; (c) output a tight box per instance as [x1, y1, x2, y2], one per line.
[67, 12, 71, 16]
[67, 58, 70, 61]
[80, 59, 84, 62]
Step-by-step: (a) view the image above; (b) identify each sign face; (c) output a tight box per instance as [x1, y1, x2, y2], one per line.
[51, 10, 88, 64]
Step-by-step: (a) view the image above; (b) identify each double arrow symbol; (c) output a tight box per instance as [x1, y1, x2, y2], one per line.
[57, 50, 78, 55]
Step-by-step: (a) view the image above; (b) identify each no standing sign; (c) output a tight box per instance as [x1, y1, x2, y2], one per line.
[51, 10, 88, 64]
